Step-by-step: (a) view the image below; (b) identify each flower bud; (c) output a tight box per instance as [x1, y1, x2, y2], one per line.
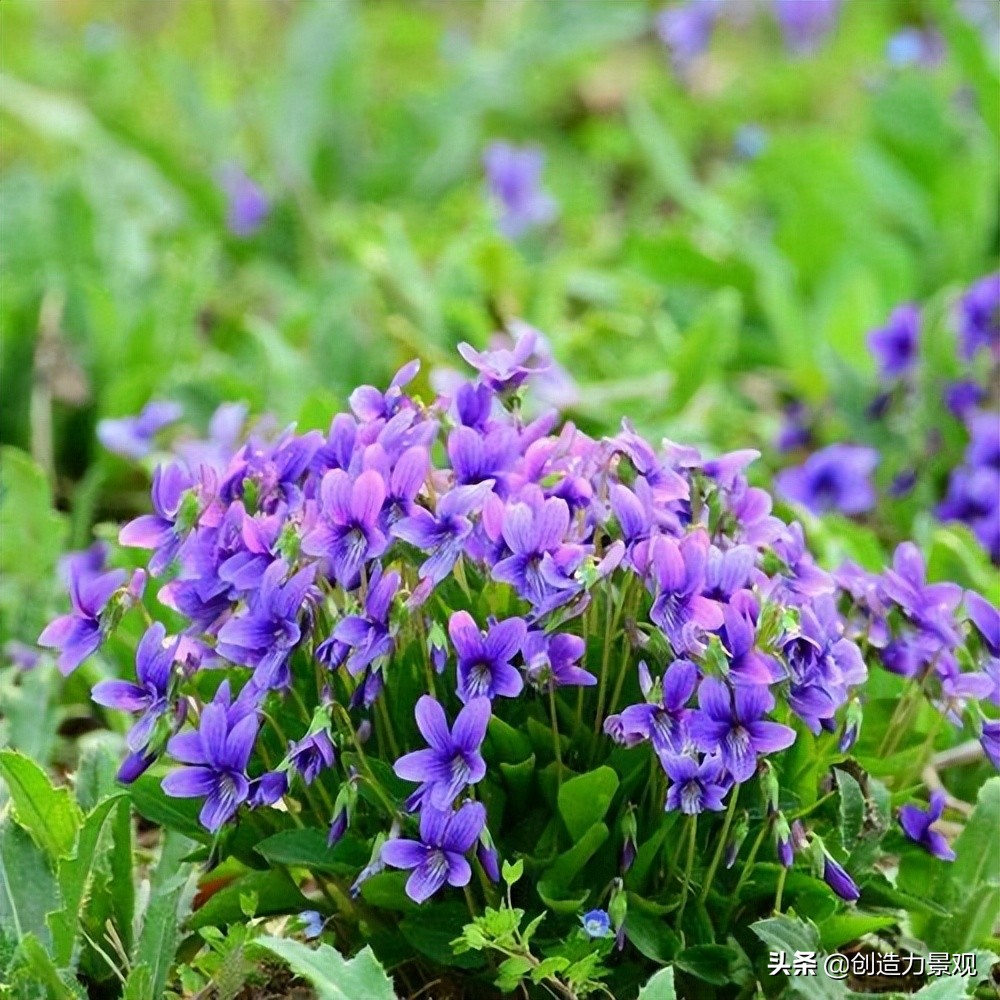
[758, 760, 780, 815]
[839, 699, 863, 752]
[621, 805, 638, 872]
[725, 810, 750, 869]
[773, 813, 794, 868]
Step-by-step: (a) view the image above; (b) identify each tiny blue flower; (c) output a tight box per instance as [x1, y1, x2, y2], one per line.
[581, 909, 612, 938]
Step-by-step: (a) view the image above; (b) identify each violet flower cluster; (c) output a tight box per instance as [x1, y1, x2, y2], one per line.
[774, 272, 999, 564]
[41, 330, 997, 907]
[656, 0, 840, 71]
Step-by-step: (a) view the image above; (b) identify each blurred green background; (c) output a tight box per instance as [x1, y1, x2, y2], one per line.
[1, 0, 997, 531]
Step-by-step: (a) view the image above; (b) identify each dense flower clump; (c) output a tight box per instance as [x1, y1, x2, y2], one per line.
[41, 330, 997, 920]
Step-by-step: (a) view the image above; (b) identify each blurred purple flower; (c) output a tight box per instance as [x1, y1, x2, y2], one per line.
[944, 380, 984, 421]
[458, 326, 550, 395]
[219, 165, 269, 238]
[957, 272, 999, 360]
[483, 143, 556, 239]
[776, 444, 879, 516]
[886, 27, 945, 68]
[522, 630, 594, 690]
[822, 852, 860, 901]
[868, 304, 920, 380]
[655, 1, 720, 69]
[98, 401, 182, 460]
[773, 0, 840, 54]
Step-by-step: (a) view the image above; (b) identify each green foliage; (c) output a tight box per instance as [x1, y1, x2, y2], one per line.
[252, 939, 397, 1000]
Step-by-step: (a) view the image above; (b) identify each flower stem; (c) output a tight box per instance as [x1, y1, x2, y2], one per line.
[675, 815, 698, 931]
[549, 685, 563, 783]
[724, 815, 770, 929]
[773, 865, 787, 914]
[699, 787, 739, 904]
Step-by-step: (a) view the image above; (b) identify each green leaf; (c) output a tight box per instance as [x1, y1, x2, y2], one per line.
[536, 880, 589, 914]
[910, 976, 973, 999]
[674, 944, 739, 986]
[253, 938, 397, 1000]
[48, 793, 124, 966]
[254, 828, 369, 874]
[0, 819, 59, 946]
[186, 868, 311, 930]
[751, 915, 849, 1000]
[0, 750, 82, 861]
[557, 766, 619, 841]
[667, 289, 742, 414]
[543, 821, 609, 888]
[122, 964, 152, 1000]
[11, 933, 79, 1000]
[834, 768, 865, 850]
[0, 447, 66, 583]
[133, 829, 195, 1000]
[624, 898, 679, 964]
[398, 903, 484, 970]
[817, 912, 898, 951]
[637, 965, 676, 1000]
[128, 772, 211, 843]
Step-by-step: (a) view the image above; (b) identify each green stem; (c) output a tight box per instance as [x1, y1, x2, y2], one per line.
[773, 865, 787, 915]
[700, 788, 739, 904]
[675, 815, 698, 931]
[549, 686, 563, 783]
[724, 816, 771, 929]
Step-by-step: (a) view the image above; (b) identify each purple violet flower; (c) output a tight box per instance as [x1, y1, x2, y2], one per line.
[448, 612, 527, 702]
[648, 532, 724, 652]
[38, 566, 127, 675]
[522, 630, 594, 690]
[621, 659, 698, 754]
[162, 685, 259, 832]
[392, 481, 495, 584]
[380, 800, 487, 903]
[320, 566, 399, 675]
[688, 678, 796, 783]
[119, 462, 197, 575]
[776, 444, 879, 517]
[483, 144, 556, 240]
[98, 400, 182, 460]
[662, 753, 729, 815]
[302, 469, 388, 588]
[393, 695, 491, 808]
[899, 790, 956, 861]
[287, 729, 336, 785]
[458, 326, 550, 394]
[215, 559, 316, 690]
[92, 621, 178, 755]
[868, 304, 921, 380]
